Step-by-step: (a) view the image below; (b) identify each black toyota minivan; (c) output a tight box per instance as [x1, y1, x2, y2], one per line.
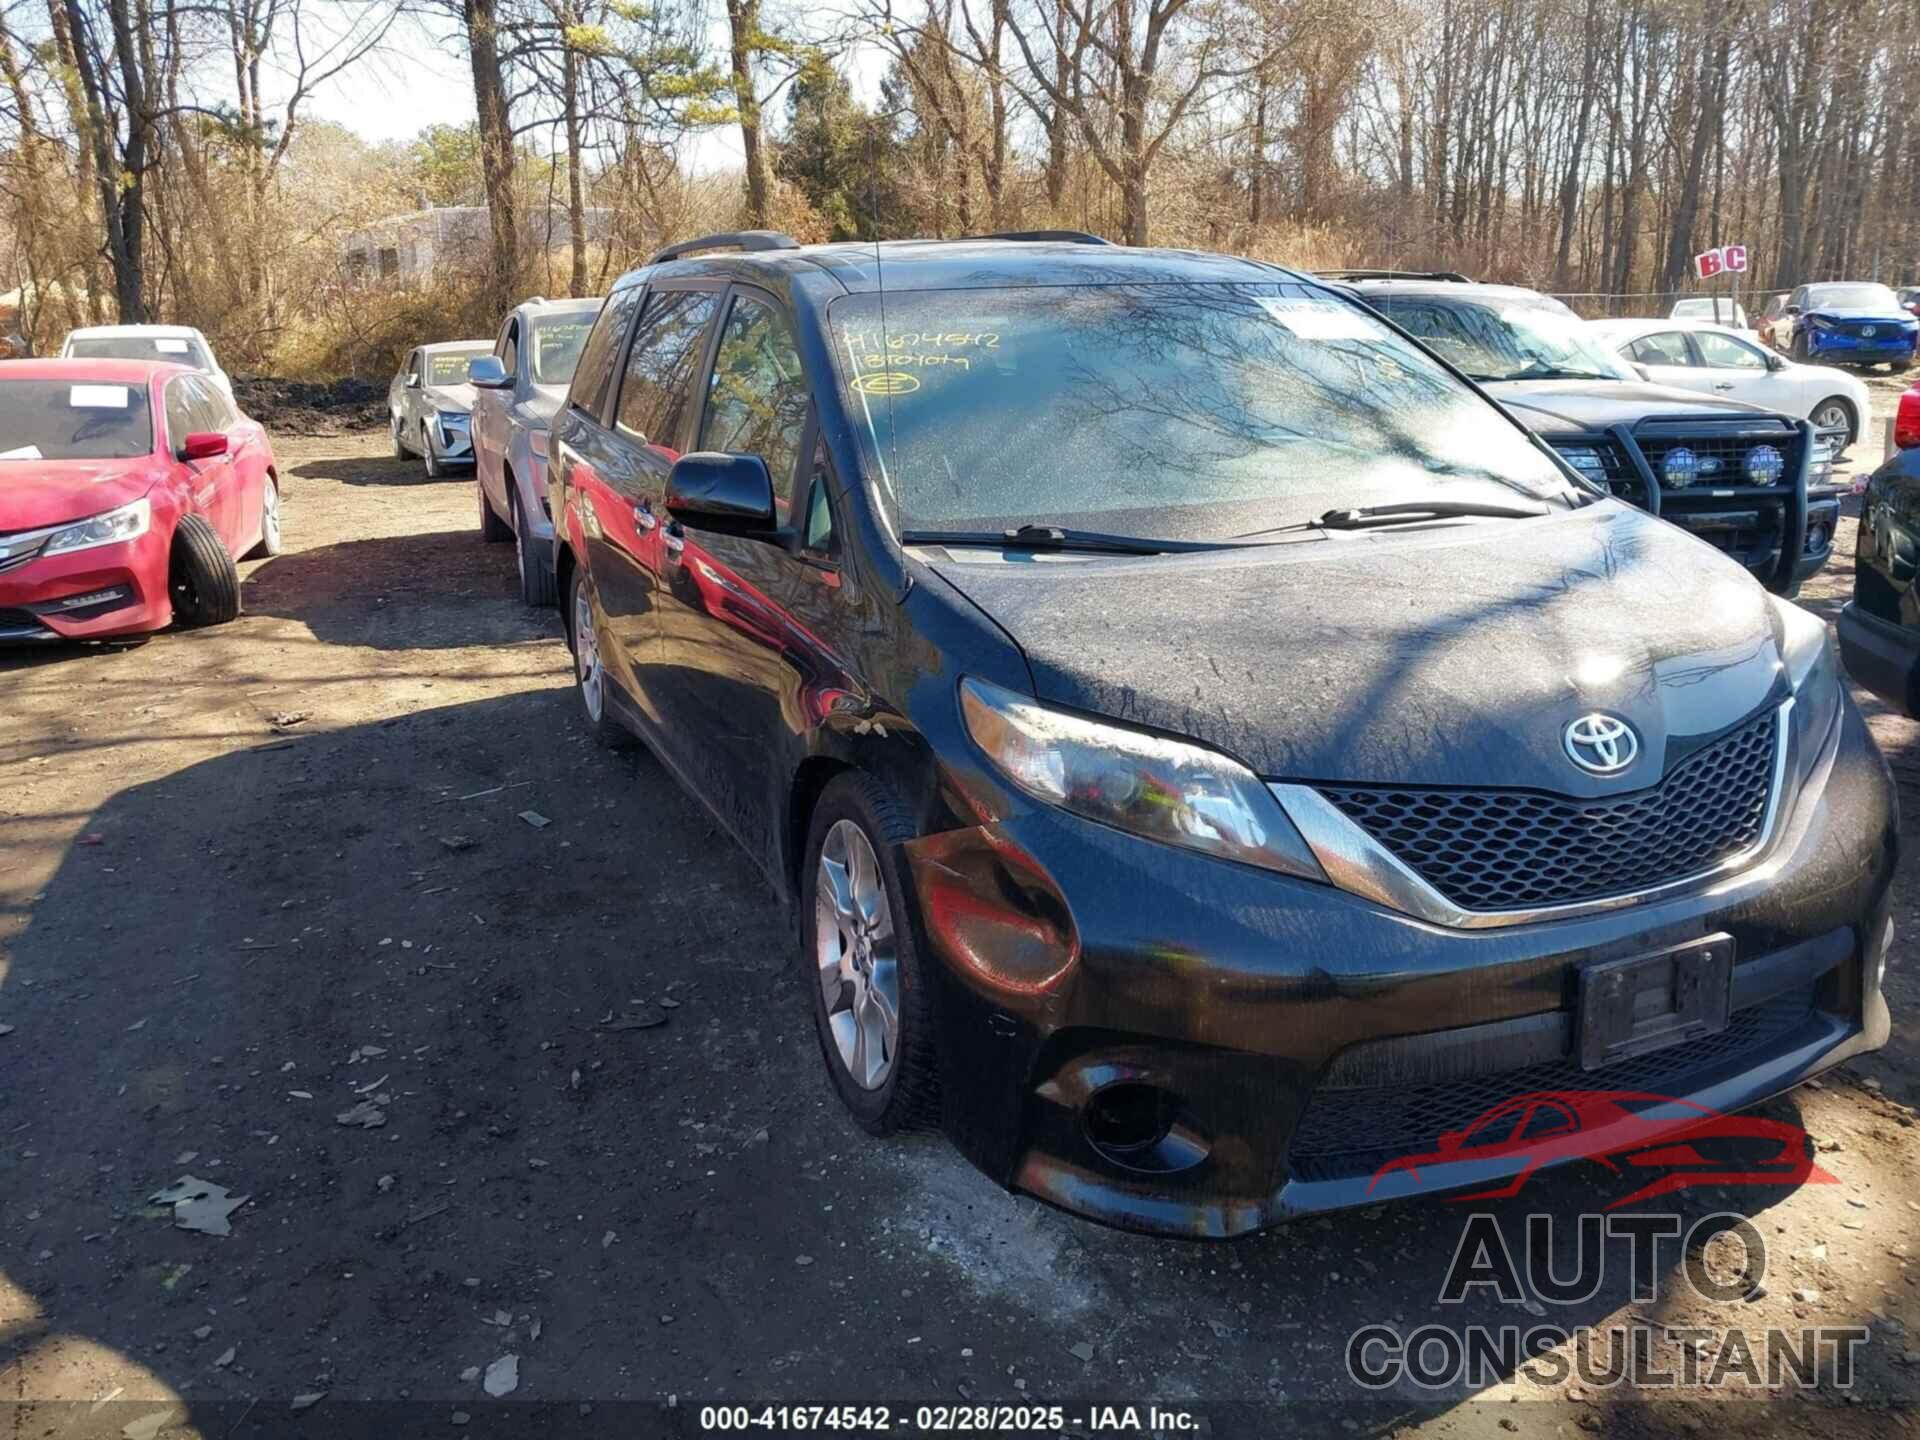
[548, 232, 1896, 1238]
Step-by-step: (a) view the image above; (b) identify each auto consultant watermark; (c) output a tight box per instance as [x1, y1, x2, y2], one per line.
[1345, 1091, 1867, 1395]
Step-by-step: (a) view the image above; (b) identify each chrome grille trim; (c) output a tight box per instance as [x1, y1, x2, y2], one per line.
[1271, 699, 1795, 931]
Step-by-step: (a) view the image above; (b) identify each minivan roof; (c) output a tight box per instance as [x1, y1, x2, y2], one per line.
[626, 238, 1307, 297]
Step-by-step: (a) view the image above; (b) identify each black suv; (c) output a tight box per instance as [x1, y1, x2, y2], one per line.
[1329, 273, 1839, 594]
[548, 232, 1893, 1237]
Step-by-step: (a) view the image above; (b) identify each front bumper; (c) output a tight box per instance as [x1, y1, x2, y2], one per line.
[0, 527, 173, 642]
[1806, 330, 1917, 365]
[431, 415, 475, 465]
[904, 700, 1896, 1238]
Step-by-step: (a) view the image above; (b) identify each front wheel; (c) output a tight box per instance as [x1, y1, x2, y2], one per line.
[421, 424, 443, 479]
[170, 514, 242, 627]
[1790, 333, 1810, 364]
[801, 772, 940, 1135]
[1809, 398, 1857, 451]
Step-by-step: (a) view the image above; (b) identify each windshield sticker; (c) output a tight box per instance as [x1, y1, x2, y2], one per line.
[842, 329, 1000, 355]
[0, 444, 43, 461]
[852, 371, 921, 397]
[1256, 297, 1384, 341]
[70, 384, 132, 408]
[154, 338, 190, 354]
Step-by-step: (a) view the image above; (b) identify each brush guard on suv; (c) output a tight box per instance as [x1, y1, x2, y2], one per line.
[1553, 414, 1824, 595]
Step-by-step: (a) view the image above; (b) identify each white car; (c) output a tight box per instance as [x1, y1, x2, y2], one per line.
[59, 324, 233, 399]
[1668, 297, 1754, 342]
[1588, 317, 1870, 452]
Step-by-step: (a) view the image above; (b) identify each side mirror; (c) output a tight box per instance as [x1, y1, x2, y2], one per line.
[405, 373, 423, 389]
[665, 452, 783, 536]
[181, 431, 228, 461]
[1787, 306, 1801, 316]
[468, 356, 510, 388]
[1766, 352, 1786, 371]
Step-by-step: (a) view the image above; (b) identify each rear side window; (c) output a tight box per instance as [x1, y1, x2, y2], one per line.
[568, 283, 644, 419]
[0, 379, 154, 460]
[1628, 333, 1693, 367]
[698, 295, 809, 501]
[614, 291, 719, 452]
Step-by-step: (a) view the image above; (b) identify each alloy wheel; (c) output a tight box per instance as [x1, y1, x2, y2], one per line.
[1812, 402, 1851, 444]
[814, 819, 899, 1091]
[573, 581, 605, 722]
[260, 481, 281, 551]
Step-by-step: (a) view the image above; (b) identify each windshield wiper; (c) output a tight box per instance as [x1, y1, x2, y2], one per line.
[900, 524, 1241, 556]
[1500, 362, 1616, 382]
[1236, 500, 1550, 538]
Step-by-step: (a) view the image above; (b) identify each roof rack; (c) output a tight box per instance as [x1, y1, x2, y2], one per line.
[970, 230, 1114, 246]
[646, 230, 801, 267]
[1315, 268, 1474, 284]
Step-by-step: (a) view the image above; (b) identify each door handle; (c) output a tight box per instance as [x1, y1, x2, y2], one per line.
[1712, 382, 1735, 391]
[634, 502, 657, 532]
[662, 525, 685, 560]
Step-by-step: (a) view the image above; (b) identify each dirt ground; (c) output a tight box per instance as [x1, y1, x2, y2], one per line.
[1, 399, 1918, 1440]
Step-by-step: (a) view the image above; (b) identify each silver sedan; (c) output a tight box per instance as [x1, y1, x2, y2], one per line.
[389, 341, 491, 477]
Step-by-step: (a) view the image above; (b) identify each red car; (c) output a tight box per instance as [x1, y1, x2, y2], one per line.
[0, 358, 282, 643]
[1366, 1089, 1836, 1209]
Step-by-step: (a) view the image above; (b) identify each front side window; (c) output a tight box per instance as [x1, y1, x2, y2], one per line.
[615, 290, 719, 455]
[568, 284, 645, 418]
[829, 283, 1570, 538]
[1694, 332, 1767, 370]
[699, 295, 809, 501]
[499, 321, 519, 377]
[0, 379, 154, 462]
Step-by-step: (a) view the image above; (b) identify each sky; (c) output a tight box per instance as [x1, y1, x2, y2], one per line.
[295, 12, 890, 177]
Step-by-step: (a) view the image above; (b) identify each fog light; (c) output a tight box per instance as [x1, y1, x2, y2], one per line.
[35, 586, 130, 613]
[1084, 1083, 1175, 1157]
[1662, 448, 1699, 488]
[1746, 445, 1784, 485]
[1806, 525, 1831, 554]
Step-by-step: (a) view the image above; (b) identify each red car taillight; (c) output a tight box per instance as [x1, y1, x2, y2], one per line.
[1896, 387, 1920, 450]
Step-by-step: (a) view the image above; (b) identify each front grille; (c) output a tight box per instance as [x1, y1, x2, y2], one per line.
[1318, 708, 1777, 912]
[1287, 987, 1815, 1182]
[1551, 439, 1637, 494]
[1636, 430, 1801, 488]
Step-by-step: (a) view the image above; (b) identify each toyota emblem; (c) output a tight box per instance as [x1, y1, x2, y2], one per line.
[1564, 713, 1639, 775]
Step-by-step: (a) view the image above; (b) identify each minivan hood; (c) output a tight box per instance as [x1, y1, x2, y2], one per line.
[922, 503, 1784, 796]
[1491, 379, 1764, 436]
[0, 460, 160, 531]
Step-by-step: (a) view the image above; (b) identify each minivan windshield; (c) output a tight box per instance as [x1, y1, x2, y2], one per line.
[1804, 283, 1902, 312]
[829, 283, 1572, 538]
[0, 379, 153, 461]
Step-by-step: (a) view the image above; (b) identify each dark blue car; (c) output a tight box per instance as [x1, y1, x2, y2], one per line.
[1787, 281, 1918, 372]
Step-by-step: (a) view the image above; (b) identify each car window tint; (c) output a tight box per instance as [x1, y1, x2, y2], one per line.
[179, 376, 221, 435]
[1694, 332, 1766, 370]
[569, 283, 644, 419]
[1519, 1104, 1574, 1139]
[164, 381, 195, 451]
[698, 295, 809, 502]
[500, 320, 519, 377]
[1629, 332, 1694, 367]
[407, 351, 421, 382]
[615, 290, 719, 453]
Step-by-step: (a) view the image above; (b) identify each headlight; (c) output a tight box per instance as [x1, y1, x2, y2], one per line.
[437, 410, 469, 428]
[959, 677, 1326, 881]
[1555, 447, 1606, 480]
[1772, 596, 1842, 771]
[1808, 315, 1833, 331]
[42, 496, 151, 557]
[1662, 448, 1699, 488]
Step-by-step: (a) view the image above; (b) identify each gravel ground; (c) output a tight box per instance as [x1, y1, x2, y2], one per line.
[0, 395, 1916, 1440]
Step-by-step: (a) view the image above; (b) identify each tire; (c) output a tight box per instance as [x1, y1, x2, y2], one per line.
[169, 514, 241, 627]
[512, 491, 557, 607]
[1790, 333, 1810, 364]
[479, 476, 511, 542]
[800, 771, 940, 1135]
[1809, 397, 1857, 451]
[567, 566, 633, 749]
[391, 415, 409, 458]
[421, 424, 442, 479]
[242, 476, 284, 560]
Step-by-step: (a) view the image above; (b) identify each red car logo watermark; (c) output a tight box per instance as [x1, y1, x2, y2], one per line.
[1366, 1089, 1835, 1208]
